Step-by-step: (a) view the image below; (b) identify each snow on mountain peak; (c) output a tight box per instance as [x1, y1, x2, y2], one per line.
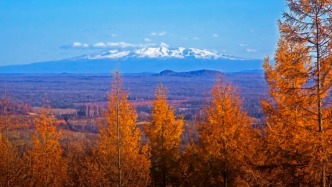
[84, 44, 241, 60]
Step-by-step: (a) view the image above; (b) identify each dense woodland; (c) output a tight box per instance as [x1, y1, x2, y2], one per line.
[1, 0, 332, 186]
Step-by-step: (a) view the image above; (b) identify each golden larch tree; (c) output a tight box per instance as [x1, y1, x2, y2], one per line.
[262, 0, 332, 185]
[29, 110, 67, 186]
[94, 71, 150, 187]
[197, 79, 258, 186]
[262, 39, 314, 185]
[145, 84, 184, 187]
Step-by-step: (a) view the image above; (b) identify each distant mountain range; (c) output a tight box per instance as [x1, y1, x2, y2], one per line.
[0, 45, 263, 73]
[83, 43, 242, 60]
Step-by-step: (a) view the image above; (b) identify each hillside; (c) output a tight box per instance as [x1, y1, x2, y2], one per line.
[157, 69, 224, 77]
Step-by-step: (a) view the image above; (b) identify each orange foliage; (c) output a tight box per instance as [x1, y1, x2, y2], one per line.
[93, 71, 150, 186]
[0, 134, 26, 186]
[145, 84, 184, 186]
[195, 79, 258, 186]
[262, 1, 332, 185]
[29, 110, 67, 186]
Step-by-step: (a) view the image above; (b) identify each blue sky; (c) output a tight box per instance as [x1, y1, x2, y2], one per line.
[0, 0, 286, 66]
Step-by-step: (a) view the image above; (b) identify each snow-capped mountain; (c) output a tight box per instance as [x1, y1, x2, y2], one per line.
[83, 43, 241, 60]
[0, 43, 262, 73]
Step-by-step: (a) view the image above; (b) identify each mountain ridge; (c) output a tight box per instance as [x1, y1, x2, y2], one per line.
[0, 45, 263, 74]
[81, 44, 244, 61]
[157, 69, 223, 77]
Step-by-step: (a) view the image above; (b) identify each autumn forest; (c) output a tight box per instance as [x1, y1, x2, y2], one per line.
[1, 0, 332, 186]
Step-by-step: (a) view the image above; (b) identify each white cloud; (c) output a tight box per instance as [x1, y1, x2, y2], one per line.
[246, 48, 257, 53]
[144, 38, 152, 42]
[212, 34, 219, 38]
[72, 42, 81, 47]
[66, 41, 157, 49]
[106, 42, 137, 48]
[72, 42, 89, 48]
[139, 43, 157, 48]
[239, 44, 248, 47]
[193, 37, 200, 40]
[151, 32, 167, 36]
[93, 42, 108, 48]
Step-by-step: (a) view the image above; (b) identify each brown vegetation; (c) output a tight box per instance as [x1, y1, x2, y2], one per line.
[0, 0, 332, 186]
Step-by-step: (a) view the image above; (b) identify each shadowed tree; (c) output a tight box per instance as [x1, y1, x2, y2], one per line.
[0, 131, 26, 186]
[29, 110, 67, 186]
[0, 84, 29, 186]
[145, 84, 184, 187]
